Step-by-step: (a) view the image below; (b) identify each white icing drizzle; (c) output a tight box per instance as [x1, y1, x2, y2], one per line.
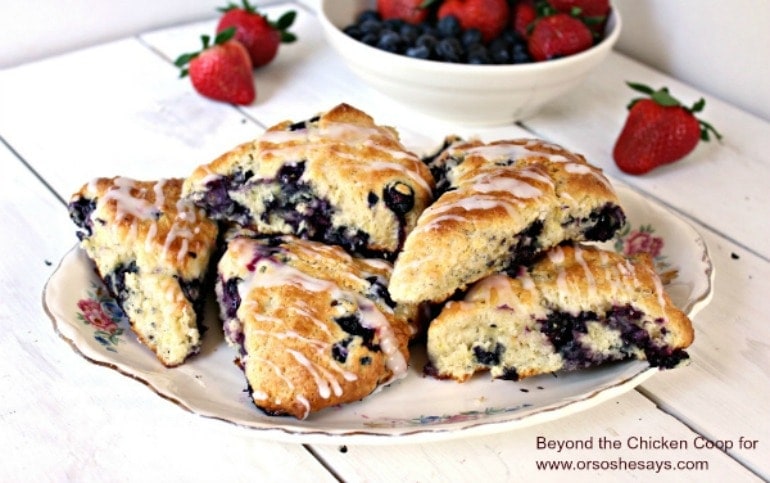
[235, 249, 408, 403]
[96, 177, 203, 264]
[288, 348, 332, 398]
[469, 173, 543, 199]
[573, 245, 597, 298]
[548, 246, 565, 264]
[458, 142, 570, 165]
[257, 120, 428, 197]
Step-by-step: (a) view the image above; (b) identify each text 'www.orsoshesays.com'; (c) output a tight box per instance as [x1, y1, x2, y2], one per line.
[535, 457, 708, 473]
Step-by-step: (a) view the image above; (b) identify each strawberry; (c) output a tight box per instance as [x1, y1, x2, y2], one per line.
[174, 28, 255, 105]
[613, 82, 722, 175]
[216, 0, 297, 68]
[377, 0, 435, 24]
[512, 0, 537, 39]
[547, 0, 610, 38]
[547, 0, 610, 18]
[437, 0, 511, 43]
[527, 13, 593, 61]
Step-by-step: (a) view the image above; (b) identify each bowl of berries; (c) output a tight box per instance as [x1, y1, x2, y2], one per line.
[319, 0, 621, 125]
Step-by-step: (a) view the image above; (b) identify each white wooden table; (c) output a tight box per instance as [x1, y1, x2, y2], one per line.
[1, 1, 768, 481]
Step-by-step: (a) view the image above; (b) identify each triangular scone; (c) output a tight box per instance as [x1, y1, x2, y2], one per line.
[182, 103, 435, 259]
[68, 177, 219, 367]
[426, 244, 694, 382]
[390, 138, 626, 304]
[216, 234, 418, 419]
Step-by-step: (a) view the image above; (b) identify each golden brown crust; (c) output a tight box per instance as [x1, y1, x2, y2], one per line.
[426, 244, 694, 382]
[390, 138, 623, 304]
[183, 103, 435, 256]
[72, 177, 218, 278]
[216, 235, 417, 419]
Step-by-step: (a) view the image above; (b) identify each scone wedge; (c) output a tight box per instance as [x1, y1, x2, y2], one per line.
[426, 244, 694, 382]
[183, 103, 434, 259]
[390, 138, 626, 304]
[216, 233, 418, 419]
[68, 177, 219, 367]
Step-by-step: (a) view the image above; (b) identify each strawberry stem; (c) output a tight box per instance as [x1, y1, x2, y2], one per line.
[270, 11, 298, 43]
[173, 27, 236, 78]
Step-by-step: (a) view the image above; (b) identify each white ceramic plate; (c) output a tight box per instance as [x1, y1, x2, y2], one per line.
[44, 184, 713, 445]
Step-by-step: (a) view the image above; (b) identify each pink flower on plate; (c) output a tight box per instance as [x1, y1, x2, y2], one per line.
[624, 230, 664, 258]
[77, 298, 118, 332]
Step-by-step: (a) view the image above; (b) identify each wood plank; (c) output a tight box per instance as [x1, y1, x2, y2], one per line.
[0, 144, 336, 482]
[311, 390, 759, 481]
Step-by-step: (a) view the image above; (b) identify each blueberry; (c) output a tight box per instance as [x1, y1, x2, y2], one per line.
[335, 314, 379, 351]
[221, 277, 242, 319]
[415, 33, 438, 51]
[104, 261, 138, 303]
[343, 25, 362, 40]
[365, 275, 397, 309]
[500, 367, 520, 381]
[435, 37, 463, 62]
[406, 45, 431, 59]
[583, 203, 626, 241]
[461, 28, 483, 47]
[360, 32, 379, 46]
[512, 42, 532, 64]
[466, 44, 490, 64]
[277, 161, 305, 185]
[437, 15, 461, 38]
[332, 337, 353, 363]
[473, 343, 505, 366]
[489, 37, 512, 64]
[383, 181, 415, 214]
[399, 23, 420, 44]
[359, 19, 382, 36]
[377, 30, 402, 53]
[367, 191, 379, 207]
[68, 197, 96, 239]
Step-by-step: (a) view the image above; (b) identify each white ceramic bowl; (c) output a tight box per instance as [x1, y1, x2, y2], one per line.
[319, 0, 621, 125]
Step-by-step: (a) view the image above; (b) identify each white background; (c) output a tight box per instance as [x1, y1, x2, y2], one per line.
[0, 0, 768, 121]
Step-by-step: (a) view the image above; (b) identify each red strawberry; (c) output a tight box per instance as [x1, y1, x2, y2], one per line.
[437, 0, 511, 43]
[512, 0, 537, 39]
[174, 28, 255, 105]
[527, 13, 593, 61]
[216, 0, 297, 68]
[377, 0, 433, 24]
[613, 82, 722, 175]
[547, 0, 610, 18]
[548, 0, 610, 38]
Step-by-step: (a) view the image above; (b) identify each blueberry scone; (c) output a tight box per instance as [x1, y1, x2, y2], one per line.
[68, 177, 219, 367]
[183, 103, 435, 259]
[426, 244, 694, 382]
[216, 233, 417, 419]
[390, 138, 626, 304]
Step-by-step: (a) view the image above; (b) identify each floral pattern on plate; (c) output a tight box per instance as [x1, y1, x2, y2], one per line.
[44, 184, 714, 444]
[76, 282, 127, 352]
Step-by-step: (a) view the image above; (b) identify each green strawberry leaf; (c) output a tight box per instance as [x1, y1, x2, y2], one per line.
[650, 88, 681, 107]
[690, 97, 706, 113]
[626, 81, 656, 96]
[281, 31, 298, 43]
[214, 27, 236, 45]
[275, 11, 296, 30]
[699, 120, 723, 142]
